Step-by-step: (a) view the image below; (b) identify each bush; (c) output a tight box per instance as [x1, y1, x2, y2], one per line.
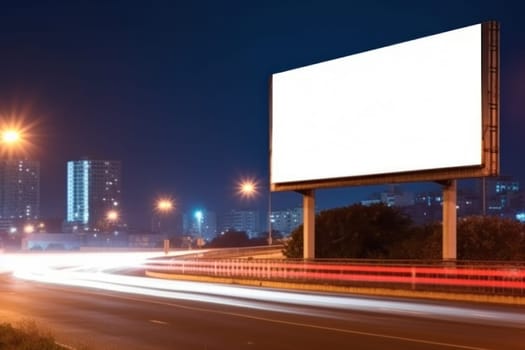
[208, 230, 251, 248]
[283, 208, 525, 260]
[0, 320, 64, 350]
[284, 203, 414, 259]
[457, 216, 525, 260]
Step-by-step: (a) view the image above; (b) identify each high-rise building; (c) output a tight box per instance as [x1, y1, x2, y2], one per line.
[65, 159, 122, 232]
[361, 185, 415, 208]
[269, 207, 303, 235]
[183, 209, 216, 241]
[220, 209, 261, 238]
[483, 176, 522, 216]
[0, 159, 40, 230]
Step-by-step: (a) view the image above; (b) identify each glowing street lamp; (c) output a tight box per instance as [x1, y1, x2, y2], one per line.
[194, 210, 203, 237]
[157, 198, 174, 213]
[1, 129, 21, 144]
[106, 210, 119, 222]
[194, 210, 203, 220]
[104, 210, 120, 234]
[154, 197, 175, 235]
[236, 177, 272, 245]
[0, 121, 34, 158]
[23, 224, 35, 234]
[1, 128, 24, 157]
[237, 178, 259, 199]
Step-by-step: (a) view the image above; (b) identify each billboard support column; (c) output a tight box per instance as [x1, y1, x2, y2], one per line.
[302, 189, 316, 259]
[442, 180, 457, 261]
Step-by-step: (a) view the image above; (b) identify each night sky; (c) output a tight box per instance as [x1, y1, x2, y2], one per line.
[1, 1, 524, 229]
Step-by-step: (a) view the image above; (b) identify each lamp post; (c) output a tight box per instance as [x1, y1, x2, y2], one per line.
[238, 178, 272, 245]
[1, 129, 21, 144]
[239, 181, 257, 199]
[0, 126, 29, 158]
[155, 197, 175, 254]
[157, 199, 174, 212]
[23, 224, 35, 234]
[1, 128, 21, 161]
[106, 210, 119, 222]
[1, 126, 31, 245]
[105, 210, 119, 233]
[156, 198, 174, 233]
[268, 191, 272, 245]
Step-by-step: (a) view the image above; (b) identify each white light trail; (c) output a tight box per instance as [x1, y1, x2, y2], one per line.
[0, 250, 206, 274]
[4, 251, 524, 330]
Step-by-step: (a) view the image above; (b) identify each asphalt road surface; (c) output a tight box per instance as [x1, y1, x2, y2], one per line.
[1, 271, 524, 350]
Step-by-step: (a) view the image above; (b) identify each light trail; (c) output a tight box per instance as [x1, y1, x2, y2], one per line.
[0, 250, 207, 274]
[145, 258, 525, 290]
[4, 251, 524, 330]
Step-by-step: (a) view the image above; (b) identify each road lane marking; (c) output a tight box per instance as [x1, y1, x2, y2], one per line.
[149, 319, 168, 325]
[67, 287, 492, 350]
[55, 341, 77, 350]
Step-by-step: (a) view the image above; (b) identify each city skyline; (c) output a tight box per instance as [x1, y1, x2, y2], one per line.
[1, 1, 524, 229]
[0, 148, 523, 238]
[2, 153, 523, 235]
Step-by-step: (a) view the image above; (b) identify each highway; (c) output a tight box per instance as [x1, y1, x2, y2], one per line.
[1, 265, 524, 350]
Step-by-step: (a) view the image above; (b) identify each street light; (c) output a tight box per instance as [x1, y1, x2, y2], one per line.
[155, 197, 175, 234]
[236, 177, 272, 245]
[23, 224, 35, 234]
[105, 210, 120, 233]
[1, 128, 22, 157]
[157, 198, 174, 213]
[106, 210, 119, 222]
[1, 129, 21, 144]
[0, 123, 32, 158]
[238, 178, 259, 199]
[155, 197, 175, 254]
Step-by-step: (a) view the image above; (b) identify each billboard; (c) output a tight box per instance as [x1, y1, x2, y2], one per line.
[270, 22, 499, 191]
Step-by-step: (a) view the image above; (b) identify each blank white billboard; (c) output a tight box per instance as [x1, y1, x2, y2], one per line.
[271, 23, 484, 187]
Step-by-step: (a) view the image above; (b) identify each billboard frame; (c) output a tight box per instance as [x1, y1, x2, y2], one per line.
[270, 21, 499, 192]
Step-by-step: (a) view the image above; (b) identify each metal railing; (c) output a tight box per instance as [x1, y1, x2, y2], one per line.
[146, 258, 525, 297]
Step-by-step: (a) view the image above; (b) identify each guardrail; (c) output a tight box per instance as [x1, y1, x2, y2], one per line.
[146, 258, 525, 297]
[171, 245, 283, 259]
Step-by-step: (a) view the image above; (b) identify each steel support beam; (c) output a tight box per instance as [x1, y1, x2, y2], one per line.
[442, 180, 457, 261]
[302, 189, 316, 259]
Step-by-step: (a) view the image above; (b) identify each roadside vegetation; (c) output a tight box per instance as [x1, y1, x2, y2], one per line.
[283, 203, 525, 260]
[0, 320, 66, 350]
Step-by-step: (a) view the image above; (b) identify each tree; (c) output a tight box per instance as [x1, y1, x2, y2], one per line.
[247, 230, 283, 246]
[208, 230, 251, 248]
[416, 216, 525, 261]
[456, 216, 525, 260]
[283, 203, 414, 258]
[387, 223, 441, 259]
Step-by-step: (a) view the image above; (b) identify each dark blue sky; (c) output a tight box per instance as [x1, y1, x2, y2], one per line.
[1, 1, 524, 229]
